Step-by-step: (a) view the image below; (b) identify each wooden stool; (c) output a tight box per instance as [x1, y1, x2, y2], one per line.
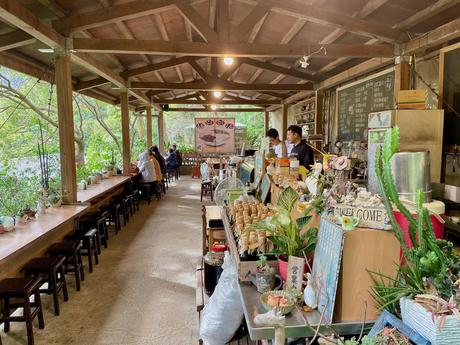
[200, 181, 213, 202]
[48, 241, 85, 291]
[0, 277, 45, 345]
[78, 213, 108, 251]
[65, 229, 99, 273]
[22, 256, 69, 316]
[132, 190, 140, 211]
[102, 201, 122, 235]
[201, 206, 226, 255]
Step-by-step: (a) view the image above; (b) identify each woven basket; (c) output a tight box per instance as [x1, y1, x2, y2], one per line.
[400, 297, 460, 345]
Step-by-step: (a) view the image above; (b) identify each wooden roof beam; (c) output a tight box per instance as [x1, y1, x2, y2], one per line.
[189, 59, 212, 82]
[157, 99, 278, 105]
[52, 0, 175, 34]
[121, 56, 196, 79]
[0, 30, 35, 51]
[36, 0, 69, 18]
[162, 107, 264, 112]
[72, 38, 395, 58]
[174, 0, 219, 42]
[263, 0, 406, 42]
[231, 2, 271, 42]
[240, 57, 316, 82]
[74, 77, 109, 91]
[403, 16, 460, 54]
[129, 81, 313, 91]
[395, 0, 460, 30]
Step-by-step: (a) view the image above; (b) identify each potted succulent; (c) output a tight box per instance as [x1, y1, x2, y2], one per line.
[369, 127, 460, 345]
[248, 187, 317, 281]
[250, 254, 282, 293]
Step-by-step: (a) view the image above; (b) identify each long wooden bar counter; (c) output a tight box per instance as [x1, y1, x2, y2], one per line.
[0, 205, 88, 280]
[77, 175, 132, 204]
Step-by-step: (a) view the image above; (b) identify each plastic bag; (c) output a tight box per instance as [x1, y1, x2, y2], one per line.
[200, 251, 243, 345]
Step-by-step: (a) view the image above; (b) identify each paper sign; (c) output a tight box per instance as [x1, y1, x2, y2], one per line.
[285, 256, 305, 291]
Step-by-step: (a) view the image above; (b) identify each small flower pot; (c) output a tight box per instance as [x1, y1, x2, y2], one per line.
[400, 297, 460, 345]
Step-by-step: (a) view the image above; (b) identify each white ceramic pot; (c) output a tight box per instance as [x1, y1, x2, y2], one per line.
[90, 175, 97, 184]
[102, 171, 109, 179]
[400, 297, 460, 345]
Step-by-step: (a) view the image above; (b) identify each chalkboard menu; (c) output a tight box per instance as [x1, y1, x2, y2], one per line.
[337, 70, 395, 141]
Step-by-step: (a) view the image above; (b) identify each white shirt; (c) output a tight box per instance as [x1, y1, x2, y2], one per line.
[273, 142, 285, 158]
[285, 140, 294, 155]
[137, 152, 157, 183]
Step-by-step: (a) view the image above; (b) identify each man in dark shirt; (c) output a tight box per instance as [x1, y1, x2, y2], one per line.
[286, 125, 314, 169]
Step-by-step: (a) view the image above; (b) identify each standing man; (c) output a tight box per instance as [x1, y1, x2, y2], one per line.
[266, 128, 287, 157]
[286, 125, 314, 169]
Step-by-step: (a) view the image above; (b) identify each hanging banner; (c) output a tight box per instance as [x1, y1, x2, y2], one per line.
[195, 118, 235, 153]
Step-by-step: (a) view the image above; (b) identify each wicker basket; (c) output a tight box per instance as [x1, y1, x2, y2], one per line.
[400, 297, 460, 345]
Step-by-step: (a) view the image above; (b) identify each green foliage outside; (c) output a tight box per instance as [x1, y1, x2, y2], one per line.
[0, 67, 265, 216]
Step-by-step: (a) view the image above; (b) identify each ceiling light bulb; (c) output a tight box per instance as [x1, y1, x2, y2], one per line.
[223, 56, 234, 66]
[213, 91, 222, 98]
[211, 104, 217, 110]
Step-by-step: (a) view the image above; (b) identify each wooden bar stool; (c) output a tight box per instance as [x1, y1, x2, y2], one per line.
[78, 212, 109, 251]
[48, 241, 85, 291]
[0, 277, 45, 345]
[22, 256, 69, 316]
[65, 228, 99, 273]
[201, 181, 213, 202]
[101, 200, 122, 235]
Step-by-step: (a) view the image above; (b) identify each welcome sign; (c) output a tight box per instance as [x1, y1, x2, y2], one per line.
[334, 204, 392, 230]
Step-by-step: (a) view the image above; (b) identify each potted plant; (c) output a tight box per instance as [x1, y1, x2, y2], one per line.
[248, 187, 317, 281]
[369, 127, 460, 345]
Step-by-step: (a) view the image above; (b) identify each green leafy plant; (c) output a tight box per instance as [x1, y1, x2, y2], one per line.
[369, 127, 460, 315]
[248, 187, 317, 258]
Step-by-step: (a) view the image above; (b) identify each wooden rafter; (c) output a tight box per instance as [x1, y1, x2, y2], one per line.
[130, 81, 313, 91]
[189, 59, 212, 82]
[241, 58, 316, 81]
[175, 0, 219, 42]
[121, 56, 194, 79]
[72, 38, 395, 58]
[74, 77, 109, 91]
[0, 30, 35, 51]
[157, 99, 278, 105]
[403, 16, 460, 54]
[52, 0, 175, 34]
[395, 0, 460, 30]
[261, 0, 406, 42]
[216, 0, 229, 42]
[258, 91, 287, 99]
[220, 59, 243, 80]
[36, 0, 68, 17]
[160, 107, 264, 112]
[116, 21, 151, 65]
[231, 2, 271, 42]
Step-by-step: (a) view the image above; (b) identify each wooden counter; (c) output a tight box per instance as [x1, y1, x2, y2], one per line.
[77, 175, 131, 204]
[0, 205, 88, 279]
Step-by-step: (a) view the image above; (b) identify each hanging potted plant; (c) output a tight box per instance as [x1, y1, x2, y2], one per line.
[369, 127, 460, 345]
[248, 187, 317, 281]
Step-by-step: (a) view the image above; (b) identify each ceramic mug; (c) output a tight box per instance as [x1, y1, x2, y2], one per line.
[250, 272, 283, 293]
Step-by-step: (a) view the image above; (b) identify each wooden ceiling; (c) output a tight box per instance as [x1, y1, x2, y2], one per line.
[0, 0, 459, 111]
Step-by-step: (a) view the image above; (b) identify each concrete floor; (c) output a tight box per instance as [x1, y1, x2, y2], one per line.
[1, 177, 206, 345]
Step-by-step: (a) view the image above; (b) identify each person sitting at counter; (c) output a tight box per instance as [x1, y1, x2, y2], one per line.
[166, 148, 178, 172]
[266, 128, 287, 158]
[150, 146, 167, 176]
[287, 125, 314, 169]
[137, 151, 156, 183]
[150, 151, 162, 182]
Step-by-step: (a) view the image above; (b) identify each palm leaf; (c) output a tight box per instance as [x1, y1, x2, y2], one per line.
[296, 215, 312, 230]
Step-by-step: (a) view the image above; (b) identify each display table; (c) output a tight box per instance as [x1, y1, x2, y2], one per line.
[0, 205, 88, 280]
[77, 175, 132, 204]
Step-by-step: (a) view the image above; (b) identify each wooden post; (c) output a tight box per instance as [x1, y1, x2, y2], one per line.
[282, 104, 288, 140]
[120, 89, 130, 175]
[264, 111, 269, 134]
[146, 105, 152, 148]
[55, 52, 77, 204]
[158, 110, 165, 153]
[394, 60, 410, 98]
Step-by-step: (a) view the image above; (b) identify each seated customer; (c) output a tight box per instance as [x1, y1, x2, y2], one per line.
[166, 148, 178, 172]
[137, 151, 156, 183]
[149, 151, 162, 182]
[150, 145, 167, 176]
[266, 128, 287, 158]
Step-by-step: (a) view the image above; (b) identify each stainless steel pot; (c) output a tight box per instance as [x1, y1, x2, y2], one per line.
[390, 151, 432, 203]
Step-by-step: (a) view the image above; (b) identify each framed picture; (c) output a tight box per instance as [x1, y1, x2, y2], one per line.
[195, 118, 235, 153]
[368, 310, 430, 345]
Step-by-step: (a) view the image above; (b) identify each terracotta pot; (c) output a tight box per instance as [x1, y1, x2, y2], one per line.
[278, 256, 311, 282]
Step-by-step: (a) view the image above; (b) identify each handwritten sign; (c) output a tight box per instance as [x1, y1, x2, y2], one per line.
[286, 256, 305, 291]
[334, 205, 391, 230]
[311, 215, 344, 324]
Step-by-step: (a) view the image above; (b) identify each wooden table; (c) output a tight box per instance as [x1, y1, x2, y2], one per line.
[0, 205, 88, 280]
[77, 175, 132, 204]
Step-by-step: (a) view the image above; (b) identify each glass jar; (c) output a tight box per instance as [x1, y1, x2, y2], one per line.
[289, 153, 299, 179]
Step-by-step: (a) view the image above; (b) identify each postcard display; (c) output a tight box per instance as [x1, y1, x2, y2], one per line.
[195, 118, 236, 153]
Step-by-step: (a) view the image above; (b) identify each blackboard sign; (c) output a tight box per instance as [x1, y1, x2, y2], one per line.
[337, 69, 395, 141]
[258, 174, 271, 204]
